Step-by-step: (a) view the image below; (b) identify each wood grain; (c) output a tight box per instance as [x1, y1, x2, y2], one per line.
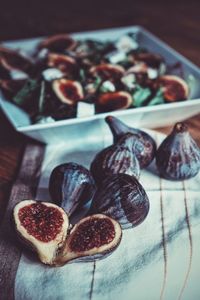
[0, 0, 200, 222]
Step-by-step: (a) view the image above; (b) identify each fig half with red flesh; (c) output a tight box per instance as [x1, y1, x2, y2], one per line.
[13, 200, 69, 265]
[90, 133, 140, 185]
[105, 115, 156, 168]
[47, 53, 78, 77]
[97, 91, 132, 113]
[0, 46, 33, 74]
[38, 34, 77, 52]
[89, 174, 150, 229]
[52, 79, 84, 105]
[90, 64, 125, 81]
[55, 214, 122, 265]
[49, 163, 96, 216]
[158, 75, 189, 102]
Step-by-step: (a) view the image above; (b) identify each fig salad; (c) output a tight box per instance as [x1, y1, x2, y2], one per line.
[0, 33, 190, 124]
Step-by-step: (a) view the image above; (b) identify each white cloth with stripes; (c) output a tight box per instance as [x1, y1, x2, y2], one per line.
[15, 130, 200, 300]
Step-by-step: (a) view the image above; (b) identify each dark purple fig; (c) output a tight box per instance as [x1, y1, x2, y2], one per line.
[96, 91, 132, 113]
[156, 123, 200, 180]
[0, 46, 33, 74]
[13, 200, 69, 265]
[38, 34, 77, 52]
[52, 79, 84, 105]
[49, 163, 96, 216]
[158, 75, 189, 102]
[89, 63, 125, 80]
[55, 214, 122, 265]
[129, 52, 164, 69]
[47, 53, 78, 77]
[90, 133, 140, 185]
[105, 115, 156, 168]
[89, 174, 149, 229]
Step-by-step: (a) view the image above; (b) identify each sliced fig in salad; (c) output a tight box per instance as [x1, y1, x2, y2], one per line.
[89, 64, 125, 80]
[55, 214, 122, 265]
[96, 91, 132, 113]
[52, 78, 84, 105]
[47, 53, 78, 77]
[38, 34, 77, 52]
[13, 200, 69, 265]
[158, 75, 189, 102]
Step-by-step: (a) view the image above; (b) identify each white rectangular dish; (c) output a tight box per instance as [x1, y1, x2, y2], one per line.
[1, 26, 200, 144]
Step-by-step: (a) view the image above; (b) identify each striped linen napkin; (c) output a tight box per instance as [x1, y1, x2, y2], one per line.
[0, 130, 200, 300]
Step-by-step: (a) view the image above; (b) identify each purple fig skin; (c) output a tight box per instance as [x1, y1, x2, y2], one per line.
[89, 174, 150, 229]
[156, 123, 200, 180]
[105, 115, 157, 168]
[90, 133, 140, 185]
[49, 163, 96, 216]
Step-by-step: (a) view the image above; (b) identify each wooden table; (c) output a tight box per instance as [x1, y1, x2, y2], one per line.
[0, 0, 200, 222]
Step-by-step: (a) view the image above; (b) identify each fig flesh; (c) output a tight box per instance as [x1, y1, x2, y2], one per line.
[13, 200, 69, 265]
[47, 53, 78, 77]
[89, 174, 150, 229]
[96, 91, 132, 113]
[156, 122, 200, 180]
[90, 133, 140, 185]
[49, 163, 96, 216]
[158, 75, 189, 102]
[38, 34, 77, 52]
[52, 78, 84, 105]
[0, 46, 33, 74]
[105, 115, 156, 168]
[55, 214, 122, 265]
[89, 64, 125, 80]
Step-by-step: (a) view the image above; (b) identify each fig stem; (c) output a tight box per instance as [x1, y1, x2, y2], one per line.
[174, 122, 188, 133]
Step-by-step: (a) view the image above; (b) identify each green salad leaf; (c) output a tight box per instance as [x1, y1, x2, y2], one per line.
[13, 79, 40, 106]
[132, 85, 151, 107]
[147, 89, 165, 106]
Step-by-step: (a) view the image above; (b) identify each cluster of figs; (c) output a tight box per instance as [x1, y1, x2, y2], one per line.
[13, 116, 200, 266]
[0, 33, 190, 122]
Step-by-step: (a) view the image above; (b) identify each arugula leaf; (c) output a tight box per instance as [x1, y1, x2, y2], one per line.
[147, 89, 165, 106]
[13, 79, 40, 106]
[132, 85, 151, 107]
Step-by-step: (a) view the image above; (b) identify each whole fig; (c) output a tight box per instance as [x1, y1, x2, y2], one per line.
[105, 115, 156, 168]
[49, 163, 96, 216]
[90, 133, 140, 185]
[156, 122, 200, 180]
[89, 173, 149, 229]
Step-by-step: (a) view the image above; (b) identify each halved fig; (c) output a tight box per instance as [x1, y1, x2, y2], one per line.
[96, 91, 132, 113]
[49, 163, 96, 216]
[47, 53, 78, 77]
[90, 133, 140, 185]
[55, 214, 122, 265]
[105, 115, 156, 168]
[0, 46, 33, 74]
[38, 34, 77, 52]
[0, 79, 26, 98]
[89, 64, 125, 80]
[52, 79, 84, 105]
[89, 174, 150, 229]
[13, 200, 69, 265]
[158, 75, 189, 102]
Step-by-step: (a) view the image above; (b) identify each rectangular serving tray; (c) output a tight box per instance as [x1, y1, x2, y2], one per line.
[1, 26, 200, 144]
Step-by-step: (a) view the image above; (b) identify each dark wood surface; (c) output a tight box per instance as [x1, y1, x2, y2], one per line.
[0, 0, 200, 222]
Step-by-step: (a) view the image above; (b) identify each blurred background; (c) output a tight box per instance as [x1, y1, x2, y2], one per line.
[0, 0, 200, 64]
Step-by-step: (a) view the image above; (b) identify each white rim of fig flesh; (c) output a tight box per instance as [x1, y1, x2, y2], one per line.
[48, 53, 76, 69]
[98, 91, 133, 110]
[90, 64, 125, 77]
[52, 79, 84, 105]
[56, 214, 122, 265]
[159, 75, 189, 100]
[13, 200, 69, 265]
